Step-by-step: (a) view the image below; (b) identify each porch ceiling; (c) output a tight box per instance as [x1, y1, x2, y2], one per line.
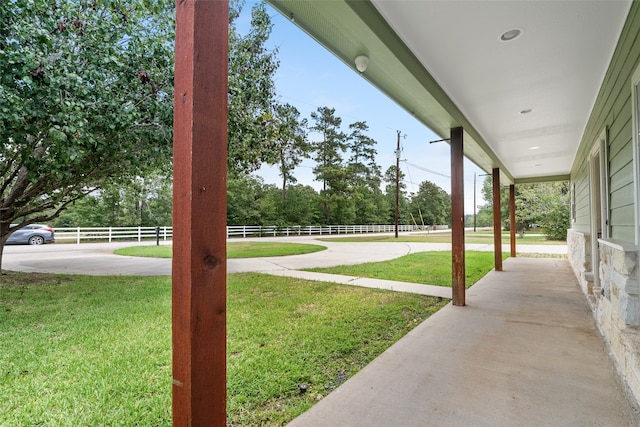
[267, 0, 631, 185]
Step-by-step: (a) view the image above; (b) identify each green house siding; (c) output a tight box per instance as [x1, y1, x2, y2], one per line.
[571, 2, 640, 242]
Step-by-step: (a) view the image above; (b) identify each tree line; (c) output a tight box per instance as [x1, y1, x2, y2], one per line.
[54, 162, 452, 229]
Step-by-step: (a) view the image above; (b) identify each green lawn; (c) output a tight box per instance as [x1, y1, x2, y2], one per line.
[319, 231, 566, 245]
[0, 271, 446, 426]
[114, 241, 326, 259]
[306, 251, 505, 288]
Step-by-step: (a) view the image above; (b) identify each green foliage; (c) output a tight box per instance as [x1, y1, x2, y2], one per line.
[476, 177, 570, 240]
[227, 175, 270, 225]
[271, 103, 311, 195]
[517, 182, 570, 240]
[383, 166, 409, 224]
[0, 0, 175, 263]
[408, 180, 451, 226]
[53, 173, 173, 227]
[228, 1, 280, 175]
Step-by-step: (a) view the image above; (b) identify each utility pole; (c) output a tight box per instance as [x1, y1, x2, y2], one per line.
[395, 130, 401, 238]
[473, 172, 477, 232]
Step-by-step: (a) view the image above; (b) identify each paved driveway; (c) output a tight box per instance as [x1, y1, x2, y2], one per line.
[1, 235, 566, 276]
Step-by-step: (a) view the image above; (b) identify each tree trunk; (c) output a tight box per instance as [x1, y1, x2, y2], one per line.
[0, 221, 10, 273]
[0, 237, 7, 273]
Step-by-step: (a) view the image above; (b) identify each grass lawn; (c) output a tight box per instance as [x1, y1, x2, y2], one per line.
[0, 271, 446, 426]
[319, 231, 566, 245]
[306, 251, 506, 288]
[114, 241, 326, 259]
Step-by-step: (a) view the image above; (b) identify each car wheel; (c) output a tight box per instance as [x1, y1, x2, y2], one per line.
[28, 236, 45, 245]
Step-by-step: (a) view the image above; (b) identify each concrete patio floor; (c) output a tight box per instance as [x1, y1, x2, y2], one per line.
[287, 257, 640, 426]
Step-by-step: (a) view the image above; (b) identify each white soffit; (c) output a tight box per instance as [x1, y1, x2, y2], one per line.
[372, 0, 631, 180]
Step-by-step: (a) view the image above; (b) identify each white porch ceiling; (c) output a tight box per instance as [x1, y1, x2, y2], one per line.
[372, 0, 630, 181]
[268, 0, 631, 183]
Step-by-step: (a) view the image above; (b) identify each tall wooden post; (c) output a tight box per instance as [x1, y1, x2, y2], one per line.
[173, 1, 228, 425]
[510, 184, 516, 258]
[492, 168, 503, 271]
[451, 127, 465, 306]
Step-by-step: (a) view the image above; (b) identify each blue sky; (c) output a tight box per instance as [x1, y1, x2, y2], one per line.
[238, 2, 486, 215]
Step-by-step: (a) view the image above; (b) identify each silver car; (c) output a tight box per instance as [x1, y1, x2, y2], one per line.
[7, 224, 55, 245]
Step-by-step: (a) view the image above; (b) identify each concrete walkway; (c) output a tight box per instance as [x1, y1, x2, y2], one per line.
[287, 257, 639, 426]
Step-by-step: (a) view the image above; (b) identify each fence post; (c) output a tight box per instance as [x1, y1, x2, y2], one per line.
[138, 226, 142, 242]
[77, 227, 81, 244]
[243, 226, 246, 238]
[108, 227, 112, 243]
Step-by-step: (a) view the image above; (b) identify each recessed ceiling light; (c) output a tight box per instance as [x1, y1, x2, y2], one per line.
[529, 146, 540, 150]
[520, 108, 533, 114]
[500, 29, 522, 42]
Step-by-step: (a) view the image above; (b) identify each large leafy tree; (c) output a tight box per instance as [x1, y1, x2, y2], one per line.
[409, 180, 451, 226]
[228, 1, 280, 175]
[477, 177, 570, 239]
[0, 0, 174, 268]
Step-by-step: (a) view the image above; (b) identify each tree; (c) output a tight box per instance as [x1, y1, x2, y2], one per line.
[270, 103, 310, 205]
[514, 182, 570, 240]
[409, 180, 451, 226]
[227, 175, 268, 225]
[0, 0, 174, 269]
[383, 166, 409, 224]
[310, 107, 349, 223]
[347, 121, 384, 223]
[282, 184, 322, 225]
[53, 173, 173, 227]
[476, 176, 570, 240]
[476, 175, 508, 229]
[227, 1, 280, 175]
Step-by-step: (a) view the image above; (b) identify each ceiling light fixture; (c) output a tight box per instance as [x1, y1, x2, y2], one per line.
[500, 29, 521, 42]
[529, 146, 540, 150]
[354, 55, 369, 73]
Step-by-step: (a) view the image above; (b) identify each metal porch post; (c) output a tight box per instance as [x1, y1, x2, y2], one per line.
[510, 184, 516, 258]
[172, 1, 228, 425]
[451, 127, 465, 306]
[492, 168, 503, 271]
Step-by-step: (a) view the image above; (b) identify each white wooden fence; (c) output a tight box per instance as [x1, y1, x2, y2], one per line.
[53, 224, 446, 243]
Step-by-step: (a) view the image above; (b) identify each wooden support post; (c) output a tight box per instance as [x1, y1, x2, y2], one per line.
[172, 1, 228, 425]
[492, 168, 503, 271]
[451, 127, 465, 306]
[510, 184, 516, 258]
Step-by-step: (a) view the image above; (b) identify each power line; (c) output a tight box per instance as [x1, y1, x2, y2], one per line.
[400, 160, 450, 178]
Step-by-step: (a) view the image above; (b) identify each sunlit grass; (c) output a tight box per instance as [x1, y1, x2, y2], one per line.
[0, 271, 445, 426]
[114, 241, 326, 259]
[320, 231, 565, 245]
[306, 251, 506, 288]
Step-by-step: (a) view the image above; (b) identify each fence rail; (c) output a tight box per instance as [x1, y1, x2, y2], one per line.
[53, 224, 450, 244]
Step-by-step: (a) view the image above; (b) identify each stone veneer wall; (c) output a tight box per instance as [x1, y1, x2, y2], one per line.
[568, 229, 640, 405]
[567, 230, 593, 300]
